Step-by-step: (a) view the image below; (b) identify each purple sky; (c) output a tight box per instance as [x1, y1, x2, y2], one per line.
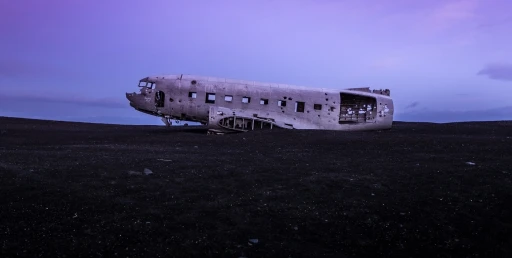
[1, 0, 511, 124]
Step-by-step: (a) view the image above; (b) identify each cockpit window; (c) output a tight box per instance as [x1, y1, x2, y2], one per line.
[138, 80, 154, 89]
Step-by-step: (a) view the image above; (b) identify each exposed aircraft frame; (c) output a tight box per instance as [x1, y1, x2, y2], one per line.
[126, 74, 394, 134]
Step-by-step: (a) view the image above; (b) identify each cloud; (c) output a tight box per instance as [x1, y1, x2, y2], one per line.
[421, 0, 479, 34]
[0, 59, 81, 80]
[431, 0, 478, 24]
[477, 63, 512, 81]
[0, 93, 147, 125]
[44, 115, 164, 125]
[369, 56, 405, 70]
[396, 106, 512, 122]
[0, 59, 84, 80]
[0, 113, 164, 126]
[0, 60, 53, 78]
[405, 101, 420, 109]
[0, 93, 127, 109]
[477, 17, 512, 29]
[434, 0, 477, 20]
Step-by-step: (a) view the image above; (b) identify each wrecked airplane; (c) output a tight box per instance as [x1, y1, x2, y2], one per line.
[126, 74, 394, 134]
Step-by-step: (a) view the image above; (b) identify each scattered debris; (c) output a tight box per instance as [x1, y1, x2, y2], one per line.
[127, 168, 153, 176]
[466, 162, 476, 166]
[372, 183, 383, 189]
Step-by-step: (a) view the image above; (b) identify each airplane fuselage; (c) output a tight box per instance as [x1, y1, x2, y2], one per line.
[126, 74, 394, 133]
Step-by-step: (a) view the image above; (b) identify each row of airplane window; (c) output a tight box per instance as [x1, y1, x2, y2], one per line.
[188, 91, 323, 112]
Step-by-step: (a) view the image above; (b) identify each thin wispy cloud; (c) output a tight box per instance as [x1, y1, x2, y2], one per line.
[396, 105, 512, 122]
[0, 59, 82, 80]
[425, 0, 479, 33]
[477, 63, 512, 82]
[406, 101, 420, 109]
[0, 60, 54, 79]
[369, 56, 406, 70]
[477, 17, 512, 29]
[0, 93, 127, 109]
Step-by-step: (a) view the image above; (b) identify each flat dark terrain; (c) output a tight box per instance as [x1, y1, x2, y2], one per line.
[1, 116, 511, 258]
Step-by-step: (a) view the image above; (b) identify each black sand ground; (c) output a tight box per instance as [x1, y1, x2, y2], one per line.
[1, 116, 511, 257]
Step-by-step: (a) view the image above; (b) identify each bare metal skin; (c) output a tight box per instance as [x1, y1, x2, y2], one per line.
[126, 74, 394, 134]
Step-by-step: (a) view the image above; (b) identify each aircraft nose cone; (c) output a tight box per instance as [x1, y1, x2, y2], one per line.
[126, 92, 137, 102]
[126, 92, 139, 107]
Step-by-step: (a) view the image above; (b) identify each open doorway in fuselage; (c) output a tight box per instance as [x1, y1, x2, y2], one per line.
[155, 91, 165, 107]
[339, 92, 377, 123]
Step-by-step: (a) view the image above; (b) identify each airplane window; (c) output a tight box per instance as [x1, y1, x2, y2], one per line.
[138, 81, 154, 89]
[314, 104, 322, 110]
[260, 98, 268, 105]
[295, 101, 305, 112]
[188, 92, 197, 98]
[278, 100, 286, 107]
[225, 95, 233, 102]
[242, 97, 251, 103]
[206, 93, 215, 104]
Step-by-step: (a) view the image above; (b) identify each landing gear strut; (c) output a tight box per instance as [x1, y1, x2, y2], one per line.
[161, 117, 172, 127]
